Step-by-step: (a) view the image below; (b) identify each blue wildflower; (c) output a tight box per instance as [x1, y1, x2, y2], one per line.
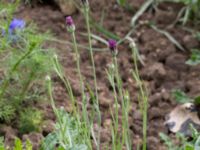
[8, 18, 25, 34]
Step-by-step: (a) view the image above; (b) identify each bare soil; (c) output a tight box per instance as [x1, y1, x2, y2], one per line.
[2, 0, 200, 150]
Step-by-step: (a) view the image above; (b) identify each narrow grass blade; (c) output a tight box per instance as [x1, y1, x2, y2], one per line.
[151, 25, 185, 51]
[116, 0, 126, 6]
[46, 37, 108, 52]
[91, 22, 121, 40]
[80, 32, 108, 45]
[131, 0, 154, 27]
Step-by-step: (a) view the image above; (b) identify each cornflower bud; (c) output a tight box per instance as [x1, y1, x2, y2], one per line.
[66, 16, 75, 33]
[108, 39, 118, 56]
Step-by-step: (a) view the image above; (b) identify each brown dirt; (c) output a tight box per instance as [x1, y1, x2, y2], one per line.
[2, 0, 200, 149]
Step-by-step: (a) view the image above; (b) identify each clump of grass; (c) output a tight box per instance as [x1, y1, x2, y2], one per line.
[129, 38, 148, 150]
[105, 39, 132, 149]
[173, 0, 200, 24]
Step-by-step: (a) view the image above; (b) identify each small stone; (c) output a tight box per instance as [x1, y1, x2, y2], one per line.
[147, 136, 159, 150]
[132, 135, 142, 148]
[149, 92, 162, 106]
[183, 35, 199, 50]
[166, 53, 188, 71]
[42, 120, 55, 135]
[133, 110, 142, 120]
[100, 129, 111, 143]
[54, 0, 77, 15]
[186, 80, 200, 96]
[161, 88, 170, 100]
[149, 107, 162, 120]
[157, 44, 176, 61]
[131, 122, 142, 135]
[22, 132, 43, 150]
[103, 119, 112, 129]
[99, 92, 113, 108]
[141, 62, 166, 80]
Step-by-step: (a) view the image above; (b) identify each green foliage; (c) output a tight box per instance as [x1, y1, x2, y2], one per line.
[154, 0, 200, 24]
[194, 96, 200, 105]
[116, 0, 127, 6]
[0, 99, 15, 122]
[160, 133, 177, 150]
[14, 138, 23, 150]
[186, 49, 200, 66]
[172, 89, 200, 105]
[0, 138, 32, 150]
[18, 108, 43, 134]
[26, 140, 33, 150]
[0, 2, 54, 123]
[160, 125, 200, 150]
[168, 0, 200, 24]
[195, 32, 200, 41]
[0, 137, 4, 150]
[172, 89, 193, 103]
[41, 109, 87, 150]
[0, 0, 20, 20]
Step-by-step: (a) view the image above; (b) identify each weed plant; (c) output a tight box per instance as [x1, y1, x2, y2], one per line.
[160, 125, 200, 150]
[19, 108, 43, 134]
[0, 1, 54, 134]
[0, 138, 33, 150]
[155, 0, 200, 24]
[172, 89, 200, 106]
[45, 1, 148, 150]
[172, 0, 200, 24]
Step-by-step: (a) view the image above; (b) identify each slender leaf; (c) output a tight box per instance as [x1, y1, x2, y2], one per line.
[172, 89, 192, 103]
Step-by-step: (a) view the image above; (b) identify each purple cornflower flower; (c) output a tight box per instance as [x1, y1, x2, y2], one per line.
[108, 39, 118, 56]
[8, 18, 25, 34]
[66, 16, 74, 26]
[108, 39, 117, 51]
[66, 16, 75, 33]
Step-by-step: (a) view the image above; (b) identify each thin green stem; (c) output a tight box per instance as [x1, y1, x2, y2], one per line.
[47, 77, 68, 145]
[113, 56, 123, 102]
[17, 70, 35, 106]
[107, 66, 119, 149]
[84, 5, 101, 150]
[53, 55, 77, 115]
[113, 56, 125, 149]
[72, 31, 85, 101]
[84, 7, 99, 103]
[122, 92, 131, 150]
[71, 31, 92, 148]
[0, 43, 35, 100]
[131, 46, 147, 150]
